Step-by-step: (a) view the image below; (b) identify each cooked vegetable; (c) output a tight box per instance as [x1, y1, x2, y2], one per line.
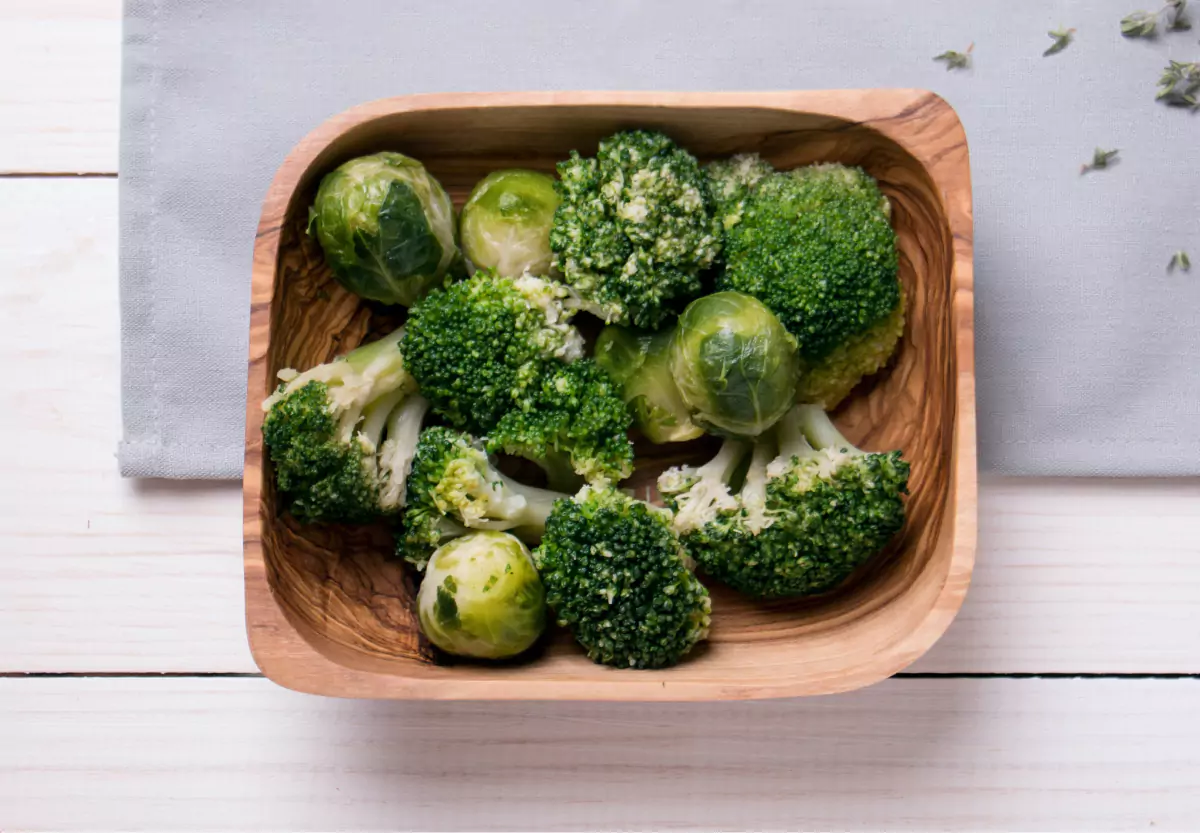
[417, 530, 547, 659]
[659, 404, 909, 598]
[535, 485, 711, 669]
[793, 295, 906, 407]
[401, 271, 584, 436]
[487, 359, 635, 489]
[669, 291, 799, 438]
[459, 169, 560, 278]
[705, 153, 774, 231]
[262, 327, 428, 524]
[550, 130, 721, 329]
[594, 325, 702, 444]
[397, 426, 567, 570]
[718, 162, 903, 408]
[308, 152, 462, 306]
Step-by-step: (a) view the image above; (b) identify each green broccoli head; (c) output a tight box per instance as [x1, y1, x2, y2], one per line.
[550, 130, 722, 330]
[718, 163, 901, 364]
[396, 426, 567, 571]
[794, 292, 906, 409]
[759, 404, 909, 596]
[535, 485, 711, 669]
[659, 405, 908, 599]
[261, 328, 428, 524]
[705, 153, 775, 230]
[487, 359, 635, 489]
[401, 271, 585, 435]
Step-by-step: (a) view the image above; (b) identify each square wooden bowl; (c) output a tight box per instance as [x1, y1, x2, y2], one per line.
[243, 90, 976, 700]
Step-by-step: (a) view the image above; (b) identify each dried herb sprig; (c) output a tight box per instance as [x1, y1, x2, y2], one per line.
[1122, 0, 1192, 37]
[1080, 148, 1120, 174]
[1044, 27, 1076, 56]
[1122, 9, 1160, 35]
[1169, 250, 1192, 272]
[1157, 59, 1200, 106]
[934, 43, 974, 70]
[1166, 0, 1194, 29]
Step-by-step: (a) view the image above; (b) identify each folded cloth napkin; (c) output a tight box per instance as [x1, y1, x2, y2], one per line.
[119, 0, 1200, 479]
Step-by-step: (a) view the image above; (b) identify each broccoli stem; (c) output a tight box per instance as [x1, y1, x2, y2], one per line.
[477, 468, 567, 540]
[378, 394, 430, 511]
[343, 326, 407, 374]
[701, 437, 750, 484]
[740, 438, 774, 533]
[535, 451, 585, 494]
[671, 437, 749, 534]
[359, 387, 408, 449]
[775, 405, 818, 461]
[795, 404, 859, 454]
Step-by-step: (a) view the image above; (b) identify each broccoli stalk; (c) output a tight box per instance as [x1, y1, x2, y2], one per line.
[377, 394, 430, 511]
[737, 437, 774, 535]
[771, 403, 888, 476]
[659, 438, 747, 535]
[262, 327, 429, 524]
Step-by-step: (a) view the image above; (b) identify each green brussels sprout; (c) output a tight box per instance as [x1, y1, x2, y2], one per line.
[595, 325, 703, 444]
[669, 291, 799, 438]
[460, 169, 561, 278]
[416, 530, 547, 660]
[308, 152, 461, 306]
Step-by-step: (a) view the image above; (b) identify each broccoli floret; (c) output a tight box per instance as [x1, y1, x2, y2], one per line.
[658, 437, 797, 597]
[397, 426, 568, 570]
[401, 271, 585, 435]
[794, 292, 906, 408]
[705, 153, 775, 230]
[487, 359, 634, 490]
[550, 130, 722, 329]
[262, 327, 429, 524]
[535, 485, 711, 669]
[659, 404, 908, 598]
[718, 163, 902, 381]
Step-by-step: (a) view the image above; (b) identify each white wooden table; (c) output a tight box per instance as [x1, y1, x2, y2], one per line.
[2, 3, 1199, 830]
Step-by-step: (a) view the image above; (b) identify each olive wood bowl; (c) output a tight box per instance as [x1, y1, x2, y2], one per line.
[243, 90, 976, 700]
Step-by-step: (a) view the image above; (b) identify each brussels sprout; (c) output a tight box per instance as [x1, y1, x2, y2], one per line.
[308, 152, 461, 306]
[669, 291, 799, 438]
[416, 530, 547, 660]
[460, 169, 560, 278]
[595, 325, 703, 444]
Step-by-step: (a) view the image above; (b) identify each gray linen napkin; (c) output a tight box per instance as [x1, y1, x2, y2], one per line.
[119, 0, 1200, 479]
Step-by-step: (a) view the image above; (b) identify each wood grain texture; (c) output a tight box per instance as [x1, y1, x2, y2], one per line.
[4, 677, 1200, 831]
[5, 180, 1200, 677]
[0, 0, 120, 173]
[243, 90, 976, 699]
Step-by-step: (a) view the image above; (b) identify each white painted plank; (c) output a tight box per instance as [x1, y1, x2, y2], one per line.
[1, 677, 1197, 831]
[0, 178, 254, 672]
[915, 475, 1200, 672]
[2, 177, 1199, 674]
[0, 0, 121, 173]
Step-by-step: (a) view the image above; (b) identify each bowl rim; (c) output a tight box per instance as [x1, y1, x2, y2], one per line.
[242, 89, 977, 701]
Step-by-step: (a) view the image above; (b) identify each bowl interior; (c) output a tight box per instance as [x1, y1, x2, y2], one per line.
[256, 101, 958, 689]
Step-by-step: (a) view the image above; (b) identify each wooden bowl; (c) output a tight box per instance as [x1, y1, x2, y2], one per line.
[243, 91, 976, 700]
